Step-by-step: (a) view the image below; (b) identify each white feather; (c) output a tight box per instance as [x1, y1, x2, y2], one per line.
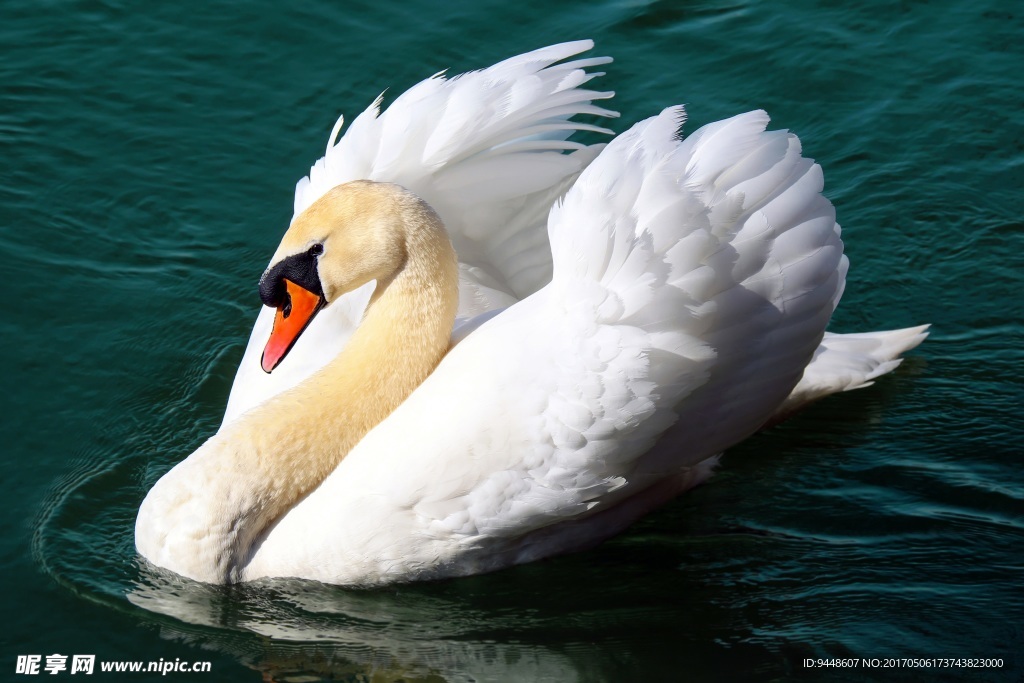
[148, 44, 927, 586]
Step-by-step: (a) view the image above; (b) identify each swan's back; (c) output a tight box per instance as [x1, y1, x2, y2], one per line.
[242, 106, 850, 585]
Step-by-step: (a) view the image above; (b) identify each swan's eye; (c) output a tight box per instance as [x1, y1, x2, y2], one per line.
[310, 243, 324, 256]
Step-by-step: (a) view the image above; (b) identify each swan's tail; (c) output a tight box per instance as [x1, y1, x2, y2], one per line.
[767, 324, 930, 424]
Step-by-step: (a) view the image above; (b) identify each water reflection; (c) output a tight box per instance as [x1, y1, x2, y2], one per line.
[127, 565, 588, 682]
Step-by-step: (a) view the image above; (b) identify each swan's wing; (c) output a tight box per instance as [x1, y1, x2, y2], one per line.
[223, 42, 616, 426]
[296, 39, 617, 301]
[432, 107, 847, 535]
[245, 107, 848, 583]
[628, 108, 849, 469]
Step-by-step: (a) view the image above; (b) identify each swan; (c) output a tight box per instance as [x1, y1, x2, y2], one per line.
[136, 41, 927, 585]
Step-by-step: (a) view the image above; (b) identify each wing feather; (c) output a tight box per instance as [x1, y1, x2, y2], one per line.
[402, 106, 850, 546]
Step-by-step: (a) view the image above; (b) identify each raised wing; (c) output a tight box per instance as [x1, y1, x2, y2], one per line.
[631, 108, 849, 472]
[412, 107, 848, 543]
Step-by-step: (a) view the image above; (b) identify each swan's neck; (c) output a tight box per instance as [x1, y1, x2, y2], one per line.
[176, 212, 457, 580]
[243, 219, 459, 493]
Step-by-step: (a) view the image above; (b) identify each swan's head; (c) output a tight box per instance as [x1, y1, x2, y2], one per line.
[257, 180, 442, 373]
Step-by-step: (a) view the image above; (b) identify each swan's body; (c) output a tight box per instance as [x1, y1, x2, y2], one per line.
[136, 41, 927, 585]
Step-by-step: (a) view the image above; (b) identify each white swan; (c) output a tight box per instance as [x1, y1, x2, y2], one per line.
[136, 41, 927, 585]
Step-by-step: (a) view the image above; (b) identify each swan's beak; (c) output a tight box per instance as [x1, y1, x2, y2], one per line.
[261, 279, 324, 373]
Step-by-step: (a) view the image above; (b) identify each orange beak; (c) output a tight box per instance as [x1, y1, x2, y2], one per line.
[261, 278, 324, 373]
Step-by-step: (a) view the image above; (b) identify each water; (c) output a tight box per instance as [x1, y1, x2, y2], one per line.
[3, 0, 1022, 680]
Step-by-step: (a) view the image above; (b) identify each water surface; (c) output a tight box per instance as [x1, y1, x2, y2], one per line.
[3, 0, 1022, 680]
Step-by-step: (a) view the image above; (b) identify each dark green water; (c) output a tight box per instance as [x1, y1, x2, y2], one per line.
[3, 0, 1022, 681]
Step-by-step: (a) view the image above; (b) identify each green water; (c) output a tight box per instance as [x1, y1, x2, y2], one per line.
[3, 0, 1022, 681]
